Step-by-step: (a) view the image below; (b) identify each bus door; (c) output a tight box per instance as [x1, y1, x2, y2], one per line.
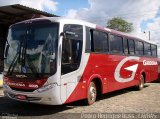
[60, 24, 84, 103]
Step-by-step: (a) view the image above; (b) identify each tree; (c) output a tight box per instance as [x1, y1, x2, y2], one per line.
[106, 17, 133, 33]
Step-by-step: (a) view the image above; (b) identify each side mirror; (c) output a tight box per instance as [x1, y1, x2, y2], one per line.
[50, 59, 56, 74]
[4, 41, 10, 59]
[60, 32, 73, 64]
[49, 54, 56, 74]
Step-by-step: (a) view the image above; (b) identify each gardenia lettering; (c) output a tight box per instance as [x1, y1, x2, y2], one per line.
[143, 60, 157, 66]
[7, 82, 25, 87]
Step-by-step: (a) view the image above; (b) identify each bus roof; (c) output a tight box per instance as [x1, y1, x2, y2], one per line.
[12, 17, 157, 45]
[50, 17, 156, 45]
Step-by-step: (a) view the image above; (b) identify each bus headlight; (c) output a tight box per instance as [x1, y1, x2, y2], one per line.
[3, 84, 10, 89]
[37, 83, 57, 93]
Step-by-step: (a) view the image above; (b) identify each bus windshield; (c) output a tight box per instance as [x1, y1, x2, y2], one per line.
[4, 22, 59, 78]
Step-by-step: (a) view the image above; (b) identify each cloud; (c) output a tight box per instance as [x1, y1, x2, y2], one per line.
[65, 0, 159, 29]
[65, 0, 160, 57]
[66, 9, 78, 18]
[0, 0, 58, 12]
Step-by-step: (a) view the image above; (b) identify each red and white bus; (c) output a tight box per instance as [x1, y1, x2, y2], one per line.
[3, 17, 158, 105]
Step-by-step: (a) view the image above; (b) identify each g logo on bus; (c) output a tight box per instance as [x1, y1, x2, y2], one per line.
[114, 56, 140, 83]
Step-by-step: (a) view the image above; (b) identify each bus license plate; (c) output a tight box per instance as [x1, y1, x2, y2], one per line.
[16, 95, 27, 100]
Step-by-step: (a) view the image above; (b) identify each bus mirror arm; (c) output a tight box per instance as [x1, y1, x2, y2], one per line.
[2, 40, 10, 60]
[60, 32, 76, 41]
[60, 32, 68, 41]
[60, 32, 65, 38]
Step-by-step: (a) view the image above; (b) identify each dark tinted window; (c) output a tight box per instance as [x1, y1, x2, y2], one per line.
[92, 30, 108, 52]
[85, 27, 91, 52]
[151, 44, 157, 57]
[110, 34, 123, 54]
[144, 43, 151, 56]
[128, 39, 135, 55]
[123, 38, 129, 54]
[62, 24, 83, 74]
[135, 41, 144, 55]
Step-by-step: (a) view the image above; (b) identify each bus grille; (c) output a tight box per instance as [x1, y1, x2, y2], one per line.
[10, 87, 36, 92]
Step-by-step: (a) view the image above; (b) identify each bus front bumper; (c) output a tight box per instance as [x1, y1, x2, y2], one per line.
[3, 83, 62, 105]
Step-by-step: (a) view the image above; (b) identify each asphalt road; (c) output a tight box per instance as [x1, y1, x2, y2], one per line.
[0, 82, 160, 119]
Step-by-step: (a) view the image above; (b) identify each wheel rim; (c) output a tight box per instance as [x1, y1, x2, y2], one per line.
[88, 82, 97, 104]
[89, 87, 96, 101]
[139, 76, 144, 89]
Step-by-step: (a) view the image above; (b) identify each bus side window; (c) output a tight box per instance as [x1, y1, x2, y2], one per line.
[144, 42, 151, 56]
[151, 44, 157, 57]
[85, 27, 91, 52]
[123, 38, 129, 54]
[109, 34, 123, 54]
[135, 41, 144, 56]
[128, 39, 135, 55]
[91, 30, 108, 53]
[61, 24, 83, 75]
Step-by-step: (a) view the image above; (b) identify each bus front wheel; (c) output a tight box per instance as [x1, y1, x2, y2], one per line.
[85, 81, 97, 105]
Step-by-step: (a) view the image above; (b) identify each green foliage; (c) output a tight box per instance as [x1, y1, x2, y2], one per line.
[107, 17, 133, 33]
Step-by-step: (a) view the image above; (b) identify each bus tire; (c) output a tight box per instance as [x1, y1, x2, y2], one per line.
[85, 81, 97, 105]
[136, 75, 145, 90]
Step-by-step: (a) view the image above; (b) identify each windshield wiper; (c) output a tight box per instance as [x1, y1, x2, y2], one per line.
[21, 37, 27, 67]
[20, 37, 40, 78]
[7, 35, 40, 78]
[7, 53, 19, 76]
[18, 41, 22, 63]
[7, 40, 24, 76]
[7, 39, 24, 76]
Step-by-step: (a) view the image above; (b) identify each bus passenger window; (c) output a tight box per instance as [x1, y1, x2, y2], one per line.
[61, 24, 83, 74]
[135, 41, 144, 56]
[92, 30, 108, 53]
[128, 39, 135, 55]
[85, 27, 91, 52]
[123, 38, 129, 54]
[151, 44, 157, 57]
[144, 43, 151, 56]
[110, 34, 123, 54]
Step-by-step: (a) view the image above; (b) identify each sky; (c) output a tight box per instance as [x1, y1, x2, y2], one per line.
[0, 0, 160, 57]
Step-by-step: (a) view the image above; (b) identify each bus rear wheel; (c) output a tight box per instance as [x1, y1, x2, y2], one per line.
[85, 82, 97, 105]
[136, 75, 145, 90]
